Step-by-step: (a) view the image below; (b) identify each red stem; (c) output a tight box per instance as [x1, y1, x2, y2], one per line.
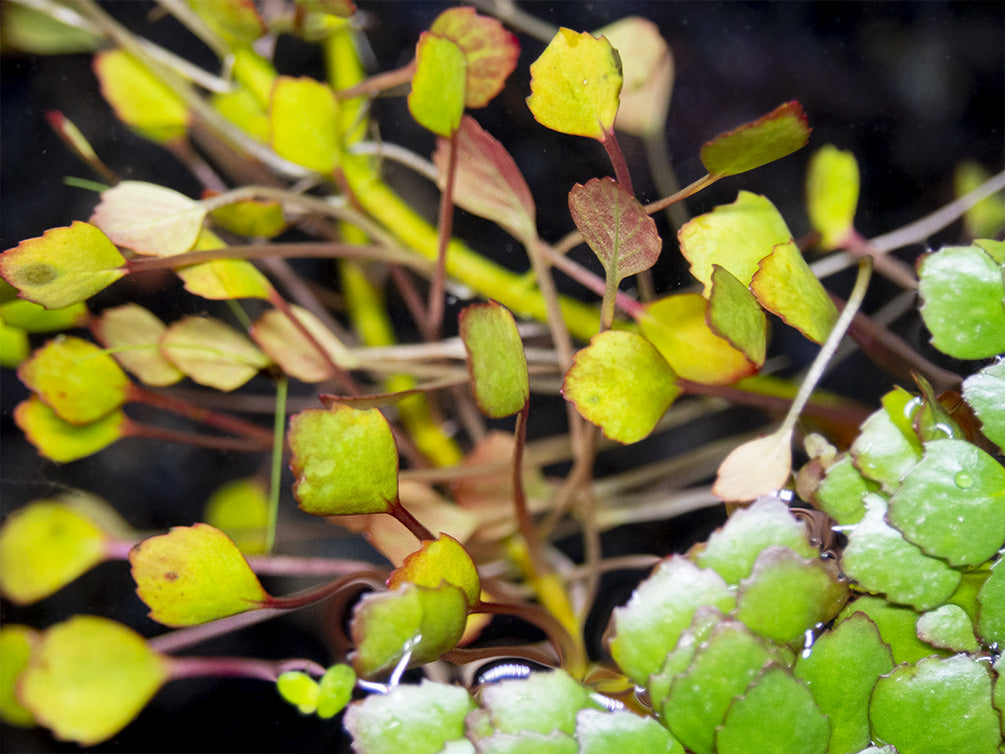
[427, 129, 460, 341]
[124, 418, 272, 452]
[601, 128, 634, 196]
[168, 656, 326, 682]
[128, 385, 274, 444]
[388, 499, 435, 543]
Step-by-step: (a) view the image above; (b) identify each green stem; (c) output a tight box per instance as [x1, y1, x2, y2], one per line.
[266, 374, 287, 555]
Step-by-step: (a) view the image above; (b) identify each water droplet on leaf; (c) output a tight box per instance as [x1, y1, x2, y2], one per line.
[954, 472, 973, 489]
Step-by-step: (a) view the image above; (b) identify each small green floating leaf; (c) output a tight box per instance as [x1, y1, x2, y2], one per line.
[14, 396, 124, 463]
[270, 75, 340, 173]
[915, 603, 980, 653]
[203, 477, 269, 555]
[700, 101, 811, 178]
[568, 177, 661, 283]
[93, 303, 183, 387]
[806, 145, 860, 250]
[473, 731, 574, 754]
[813, 453, 878, 525]
[90, 181, 206, 257]
[129, 523, 270, 627]
[976, 560, 1005, 645]
[18, 335, 130, 424]
[716, 665, 829, 754]
[918, 244, 1005, 360]
[887, 438, 1005, 566]
[343, 680, 475, 754]
[477, 669, 593, 737]
[0, 624, 38, 727]
[0, 500, 110, 605]
[277, 671, 320, 715]
[93, 49, 189, 142]
[869, 655, 1000, 754]
[386, 533, 480, 607]
[750, 239, 838, 344]
[526, 27, 622, 141]
[160, 315, 270, 391]
[350, 581, 468, 678]
[428, 7, 519, 108]
[607, 555, 735, 685]
[459, 301, 528, 418]
[707, 264, 768, 367]
[409, 33, 466, 137]
[316, 663, 355, 719]
[793, 613, 894, 754]
[19, 616, 168, 746]
[850, 397, 923, 493]
[962, 359, 1005, 453]
[563, 330, 679, 444]
[288, 404, 398, 516]
[0, 222, 125, 309]
[837, 595, 949, 665]
[576, 708, 682, 753]
[647, 606, 725, 708]
[841, 493, 961, 611]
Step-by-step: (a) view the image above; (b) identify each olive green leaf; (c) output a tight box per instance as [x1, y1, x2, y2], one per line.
[700, 101, 810, 178]
[459, 301, 529, 418]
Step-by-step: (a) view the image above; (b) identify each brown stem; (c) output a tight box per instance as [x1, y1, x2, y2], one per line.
[128, 385, 274, 444]
[601, 128, 634, 196]
[427, 130, 460, 341]
[388, 498, 435, 542]
[124, 419, 272, 452]
[335, 61, 417, 100]
[511, 403, 548, 576]
[474, 600, 584, 671]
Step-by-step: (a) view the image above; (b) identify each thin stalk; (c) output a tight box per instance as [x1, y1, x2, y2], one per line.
[168, 656, 327, 682]
[266, 374, 287, 555]
[124, 419, 272, 452]
[475, 601, 586, 675]
[427, 130, 460, 340]
[388, 499, 435, 542]
[128, 386, 274, 444]
[601, 130, 634, 196]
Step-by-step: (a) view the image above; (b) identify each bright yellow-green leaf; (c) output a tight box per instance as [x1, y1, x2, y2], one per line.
[93, 304, 183, 387]
[807, 145, 860, 249]
[213, 86, 269, 141]
[955, 161, 1005, 239]
[0, 296, 88, 333]
[409, 33, 466, 137]
[231, 43, 278, 106]
[750, 240, 839, 344]
[713, 429, 794, 503]
[527, 27, 623, 140]
[387, 534, 480, 607]
[0, 323, 29, 367]
[700, 101, 810, 178]
[250, 305, 356, 383]
[707, 265, 768, 366]
[19, 616, 168, 746]
[0, 625, 37, 727]
[203, 477, 269, 555]
[316, 663, 356, 719]
[130, 523, 270, 627]
[18, 335, 130, 424]
[209, 197, 286, 238]
[597, 17, 673, 138]
[563, 330, 680, 444]
[176, 231, 273, 300]
[428, 7, 519, 108]
[0, 222, 126, 309]
[93, 49, 189, 142]
[679, 191, 793, 296]
[90, 181, 206, 257]
[638, 293, 757, 385]
[14, 396, 124, 463]
[160, 316, 270, 391]
[459, 301, 529, 418]
[270, 76, 340, 173]
[277, 671, 320, 715]
[289, 404, 399, 516]
[186, 0, 265, 46]
[0, 500, 110, 605]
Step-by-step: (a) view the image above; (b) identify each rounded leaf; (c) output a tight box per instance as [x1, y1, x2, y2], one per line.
[429, 7, 519, 108]
[837, 596, 949, 666]
[14, 396, 124, 463]
[387, 533, 480, 607]
[706, 265, 768, 367]
[962, 358, 1005, 453]
[251, 304, 354, 383]
[317, 663, 355, 719]
[203, 477, 269, 555]
[160, 315, 270, 391]
[459, 301, 529, 418]
[176, 231, 273, 300]
[276, 671, 320, 715]
[915, 604, 980, 652]
[976, 559, 1005, 644]
[806, 145, 860, 250]
[409, 33, 465, 137]
[130, 523, 270, 627]
[0, 625, 38, 727]
[93, 304, 183, 387]
[750, 239, 838, 344]
[700, 101, 810, 178]
[712, 429, 793, 504]
[90, 181, 206, 257]
[597, 17, 673, 138]
[19, 616, 168, 746]
[478, 669, 592, 737]
[270, 76, 340, 173]
[93, 49, 188, 142]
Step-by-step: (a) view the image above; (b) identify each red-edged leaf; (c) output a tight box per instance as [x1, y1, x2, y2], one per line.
[700, 102, 811, 178]
[429, 7, 519, 108]
[90, 181, 206, 257]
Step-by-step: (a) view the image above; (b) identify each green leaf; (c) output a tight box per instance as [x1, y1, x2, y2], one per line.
[19, 616, 168, 746]
[597, 17, 673, 138]
[269, 76, 340, 173]
[607, 555, 735, 685]
[93, 304, 184, 387]
[477, 669, 593, 736]
[0, 500, 110, 605]
[837, 595, 950, 665]
[0, 322, 29, 367]
[0, 222, 126, 309]
[459, 301, 529, 418]
[915, 604, 980, 652]
[662, 620, 776, 754]
[841, 494, 961, 611]
[176, 229, 273, 300]
[887, 439, 1005, 566]
[526, 27, 623, 140]
[433, 115, 535, 241]
[90, 181, 206, 257]
[251, 304, 355, 383]
[209, 197, 286, 238]
[563, 330, 680, 444]
[428, 7, 519, 108]
[316, 663, 355, 719]
[344, 680, 475, 754]
[473, 731, 574, 754]
[18, 335, 130, 424]
[568, 177, 661, 283]
[160, 315, 270, 391]
[0, 625, 38, 727]
[408, 34, 465, 137]
[716, 665, 829, 754]
[277, 671, 320, 715]
[678, 191, 793, 296]
[203, 477, 269, 555]
[695, 494, 817, 585]
[976, 559, 1005, 645]
[735, 546, 849, 644]
[186, 0, 265, 46]
[850, 397, 923, 493]
[350, 581, 468, 678]
[963, 359, 1005, 452]
[700, 101, 811, 178]
[387, 534, 480, 607]
[750, 239, 839, 344]
[1, 2, 101, 54]
[0, 296, 88, 333]
[93, 49, 189, 142]
[288, 404, 398, 516]
[793, 613, 894, 754]
[130, 523, 270, 627]
[576, 708, 682, 754]
[918, 244, 1005, 359]
[14, 396, 124, 463]
[806, 145, 860, 250]
[869, 655, 1000, 754]
[647, 606, 725, 708]
[707, 265, 768, 366]
[813, 453, 878, 525]
[955, 161, 1005, 239]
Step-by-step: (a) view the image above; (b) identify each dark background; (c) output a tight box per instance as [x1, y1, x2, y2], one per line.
[2, 1, 1003, 751]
